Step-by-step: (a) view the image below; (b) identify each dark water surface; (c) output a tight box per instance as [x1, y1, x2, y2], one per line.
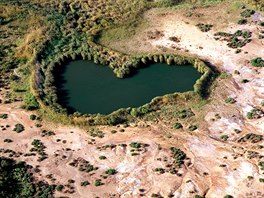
[57, 60, 201, 114]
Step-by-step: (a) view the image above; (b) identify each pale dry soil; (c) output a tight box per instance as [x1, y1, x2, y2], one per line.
[1, 6, 264, 198]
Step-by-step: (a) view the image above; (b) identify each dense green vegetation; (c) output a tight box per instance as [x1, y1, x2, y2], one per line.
[251, 57, 264, 67]
[0, 157, 55, 197]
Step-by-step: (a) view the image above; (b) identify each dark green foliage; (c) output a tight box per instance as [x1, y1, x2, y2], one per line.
[246, 108, 264, 119]
[225, 98, 236, 104]
[154, 168, 165, 174]
[173, 122, 183, 129]
[80, 181, 90, 187]
[99, 156, 107, 160]
[176, 108, 194, 119]
[4, 139, 13, 143]
[188, 125, 198, 131]
[0, 157, 55, 198]
[196, 23, 213, 32]
[13, 123, 25, 133]
[31, 139, 48, 161]
[194, 195, 204, 198]
[68, 179, 75, 183]
[251, 57, 264, 67]
[240, 79, 249, 83]
[105, 169, 117, 175]
[30, 114, 37, 120]
[240, 9, 255, 17]
[170, 147, 186, 166]
[260, 21, 264, 26]
[259, 178, 264, 182]
[224, 195, 233, 198]
[220, 135, 229, 141]
[94, 179, 103, 186]
[258, 161, 264, 170]
[238, 19, 247, 25]
[129, 142, 148, 149]
[56, 185, 64, 191]
[238, 133, 263, 143]
[214, 30, 252, 49]
[0, 114, 8, 119]
[21, 93, 39, 110]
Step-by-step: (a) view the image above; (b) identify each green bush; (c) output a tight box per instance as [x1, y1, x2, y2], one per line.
[95, 179, 103, 186]
[173, 122, 183, 129]
[220, 135, 229, 141]
[0, 114, 8, 119]
[13, 123, 25, 133]
[80, 181, 90, 186]
[105, 169, 117, 175]
[251, 57, 264, 67]
[240, 9, 255, 17]
[99, 156, 107, 160]
[56, 185, 64, 191]
[238, 19, 247, 25]
[188, 125, 198, 131]
[225, 98, 236, 104]
[0, 157, 55, 197]
[30, 114, 37, 120]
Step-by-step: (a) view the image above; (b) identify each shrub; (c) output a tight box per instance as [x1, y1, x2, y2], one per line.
[170, 147, 186, 166]
[173, 122, 183, 129]
[13, 124, 25, 133]
[259, 178, 264, 182]
[105, 169, 117, 175]
[225, 98, 236, 104]
[4, 139, 13, 143]
[99, 156, 107, 160]
[259, 21, 264, 26]
[0, 114, 8, 119]
[56, 185, 64, 191]
[68, 179, 75, 183]
[251, 57, 264, 67]
[95, 179, 103, 186]
[238, 19, 247, 25]
[240, 9, 255, 17]
[246, 108, 264, 119]
[196, 23, 213, 32]
[221, 135, 229, 141]
[30, 114, 37, 120]
[224, 195, 234, 198]
[240, 79, 249, 83]
[80, 181, 90, 186]
[188, 125, 198, 131]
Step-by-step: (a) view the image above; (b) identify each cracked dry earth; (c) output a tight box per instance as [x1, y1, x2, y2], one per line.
[0, 9, 264, 198]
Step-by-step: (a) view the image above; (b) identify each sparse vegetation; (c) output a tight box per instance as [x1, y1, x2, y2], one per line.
[170, 147, 186, 166]
[238, 133, 263, 143]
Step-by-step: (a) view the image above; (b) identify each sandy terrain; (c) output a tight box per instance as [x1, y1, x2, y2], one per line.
[1, 6, 264, 198]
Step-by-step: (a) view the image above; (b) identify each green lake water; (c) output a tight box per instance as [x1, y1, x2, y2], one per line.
[57, 60, 201, 114]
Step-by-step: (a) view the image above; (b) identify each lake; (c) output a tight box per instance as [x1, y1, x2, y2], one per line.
[56, 60, 201, 114]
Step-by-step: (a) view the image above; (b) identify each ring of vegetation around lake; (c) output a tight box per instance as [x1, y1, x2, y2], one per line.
[32, 52, 214, 125]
